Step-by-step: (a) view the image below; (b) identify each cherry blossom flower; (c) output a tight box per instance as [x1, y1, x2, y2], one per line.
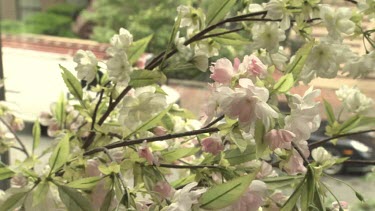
[201, 134, 224, 155]
[256, 161, 277, 179]
[251, 22, 286, 53]
[210, 58, 235, 84]
[138, 142, 154, 165]
[164, 182, 206, 211]
[153, 181, 174, 199]
[331, 201, 349, 211]
[283, 151, 307, 175]
[336, 85, 374, 113]
[238, 54, 267, 79]
[73, 50, 98, 83]
[264, 129, 295, 150]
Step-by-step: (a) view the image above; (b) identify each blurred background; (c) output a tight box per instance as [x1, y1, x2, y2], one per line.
[0, 0, 374, 209]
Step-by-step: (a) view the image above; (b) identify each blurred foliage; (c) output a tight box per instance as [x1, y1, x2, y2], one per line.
[1, 3, 82, 37]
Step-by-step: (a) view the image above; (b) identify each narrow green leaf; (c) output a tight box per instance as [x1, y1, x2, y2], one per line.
[127, 35, 153, 64]
[101, 189, 115, 211]
[199, 174, 256, 209]
[58, 185, 93, 211]
[323, 99, 335, 125]
[67, 176, 102, 190]
[273, 73, 294, 93]
[124, 105, 172, 139]
[346, 116, 375, 133]
[254, 120, 267, 158]
[49, 133, 70, 173]
[171, 174, 196, 188]
[60, 65, 83, 101]
[0, 190, 28, 211]
[313, 187, 326, 211]
[129, 70, 164, 88]
[162, 147, 200, 163]
[32, 181, 50, 207]
[32, 119, 41, 154]
[262, 175, 304, 189]
[281, 178, 306, 211]
[338, 115, 362, 134]
[229, 126, 247, 152]
[55, 93, 66, 128]
[0, 167, 15, 180]
[224, 146, 256, 165]
[206, 0, 236, 26]
[160, 15, 181, 69]
[285, 41, 314, 79]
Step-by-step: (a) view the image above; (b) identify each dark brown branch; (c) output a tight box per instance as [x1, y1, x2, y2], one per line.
[344, 0, 358, 4]
[197, 28, 244, 40]
[83, 127, 219, 156]
[91, 89, 105, 130]
[83, 86, 133, 149]
[291, 142, 310, 165]
[202, 115, 225, 129]
[309, 129, 375, 149]
[343, 160, 375, 165]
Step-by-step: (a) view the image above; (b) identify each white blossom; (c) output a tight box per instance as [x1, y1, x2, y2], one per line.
[319, 5, 355, 39]
[343, 51, 375, 78]
[265, 0, 292, 30]
[336, 85, 374, 113]
[251, 22, 286, 53]
[312, 147, 332, 164]
[106, 51, 132, 86]
[110, 28, 133, 50]
[164, 182, 206, 211]
[73, 50, 98, 83]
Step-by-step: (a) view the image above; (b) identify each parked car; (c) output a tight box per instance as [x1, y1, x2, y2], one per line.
[308, 121, 374, 175]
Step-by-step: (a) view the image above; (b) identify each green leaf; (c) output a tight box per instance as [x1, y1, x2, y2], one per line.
[55, 93, 66, 128]
[302, 167, 315, 211]
[127, 35, 153, 64]
[160, 15, 181, 69]
[49, 133, 70, 173]
[124, 105, 172, 139]
[171, 174, 196, 188]
[58, 185, 93, 211]
[323, 99, 335, 125]
[286, 41, 314, 78]
[224, 145, 256, 165]
[338, 115, 362, 134]
[129, 70, 165, 88]
[32, 119, 41, 154]
[32, 181, 50, 207]
[254, 120, 267, 158]
[281, 177, 306, 211]
[229, 126, 247, 152]
[273, 73, 294, 93]
[199, 174, 255, 209]
[162, 147, 200, 163]
[355, 191, 365, 202]
[0, 167, 15, 180]
[0, 190, 28, 211]
[211, 29, 250, 46]
[67, 176, 102, 190]
[101, 189, 115, 211]
[346, 116, 375, 132]
[206, 0, 236, 26]
[262, 175, 304, 189]
[60, 65, 83, 101]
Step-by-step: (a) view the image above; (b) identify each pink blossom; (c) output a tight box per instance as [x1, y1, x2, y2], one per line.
[86, 159, 101, 177]
[256, 161, 276, 179]
[138, 143, 154, 164]
[210, 58, 235, 84]
[332, 201, 349, 211]
[153, 126, 168, 136]
[266, 192, 287, 211]
[283, 151, 307, 175]
[201, 135, 224, 155]
[239, 54, 267, 78]
[153, 181, 174, 199]
[264, 129, 295, 150]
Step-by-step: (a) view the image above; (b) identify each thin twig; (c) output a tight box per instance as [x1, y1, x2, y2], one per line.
[158, 163, 223, 169]
[309, 129, 375, 148]
[197, 28, 244, 40]
[344, 0, 358, 4]
[91, 89, 105, 130]
[84, 127, 219, 156]
[83, 86, 133, 149]
[343, 160, 375, 165]
[291, 142, 310, 165]
[0, 117, 30, 157]
[202, 115, 225, 129]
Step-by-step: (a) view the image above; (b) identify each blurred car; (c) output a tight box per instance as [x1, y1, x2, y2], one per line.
[308, 121, 374, 175]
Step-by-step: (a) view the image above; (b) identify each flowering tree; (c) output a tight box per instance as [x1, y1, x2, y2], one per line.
[1, 0, 375, 210]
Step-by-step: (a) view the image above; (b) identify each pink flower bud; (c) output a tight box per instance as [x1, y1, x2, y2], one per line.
[86, 159, 101, 177]
[239, 55, 267, 78]
[209, 58, 234, 84]
[153, 181, 174, 199]
[138, 143, 154, 164]
[264, 129, 295, 150]
[201, 135, 224, 155]
[153, 126, 168, 136]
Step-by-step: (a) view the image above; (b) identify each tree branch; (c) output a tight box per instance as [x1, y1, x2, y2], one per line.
[308, 129, 375, 149]
[91, 89, 105, 130]
[0, 117, 30, 158]
[157, 163, 223, 169]
[83, 127, 219, 156]
[291, 142, 310, 165]
[344, 0, 358, 4]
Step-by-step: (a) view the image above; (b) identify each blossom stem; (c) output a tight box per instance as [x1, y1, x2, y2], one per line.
[320, 182, 344, 211]
[91, 88, 105, 130]
[83, 85, 133, 149]
[342, 160, 375, 165]
[308, 129, 375, 149]
[83, 127, 219, 156]
[0, 117, 30, 158]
